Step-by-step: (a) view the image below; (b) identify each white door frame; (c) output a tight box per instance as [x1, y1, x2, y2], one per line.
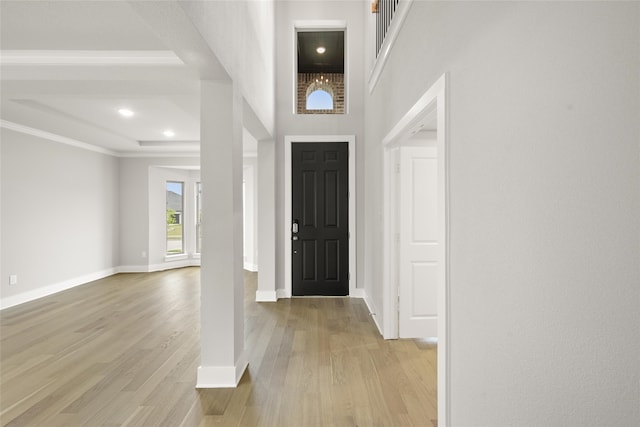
[283, 135, 358, 298]
[382, 74, 449, 425]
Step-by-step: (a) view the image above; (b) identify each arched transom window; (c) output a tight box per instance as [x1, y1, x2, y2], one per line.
[306, 80, 334, 110]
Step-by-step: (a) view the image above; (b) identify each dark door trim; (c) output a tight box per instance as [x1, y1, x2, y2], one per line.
[283, 135, 358, 298]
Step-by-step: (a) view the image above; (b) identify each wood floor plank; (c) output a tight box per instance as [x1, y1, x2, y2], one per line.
[2, 364, 107, 427]
[120, 406, 154, 427]
[1, 268, 437, 426]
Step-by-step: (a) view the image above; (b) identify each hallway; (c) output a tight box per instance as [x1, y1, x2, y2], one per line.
[1, 268, 437, 426]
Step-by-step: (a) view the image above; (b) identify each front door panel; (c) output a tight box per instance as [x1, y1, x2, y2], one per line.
[292, 142, 349, 296]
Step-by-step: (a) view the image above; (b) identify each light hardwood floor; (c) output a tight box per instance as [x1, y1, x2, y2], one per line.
[1, 268, 437, 426]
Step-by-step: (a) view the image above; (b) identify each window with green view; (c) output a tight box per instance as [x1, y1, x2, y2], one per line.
[166, 181, 184, 255]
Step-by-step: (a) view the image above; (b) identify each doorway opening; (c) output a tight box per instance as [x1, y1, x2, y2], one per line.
[382, 74, 449, 424]
[291, 141, 349, 296]
[284, 135, 357, 298]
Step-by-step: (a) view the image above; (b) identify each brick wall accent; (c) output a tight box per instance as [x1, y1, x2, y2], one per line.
[297, 73, 345, 114]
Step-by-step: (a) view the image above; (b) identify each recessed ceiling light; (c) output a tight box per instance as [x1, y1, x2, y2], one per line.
[163, 130, 175, 138]
[118, 108, 134, 117]
[316, 46, 326, 54]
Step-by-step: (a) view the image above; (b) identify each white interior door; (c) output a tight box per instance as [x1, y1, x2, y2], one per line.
[399, 145, 438, 338]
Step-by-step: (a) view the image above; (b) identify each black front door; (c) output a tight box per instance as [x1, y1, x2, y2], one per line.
[292, 142, 349, 296]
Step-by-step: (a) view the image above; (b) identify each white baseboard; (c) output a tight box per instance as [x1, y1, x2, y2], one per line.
[255, 290, 277, 302]
[149, 258, 200, 272]
[118, 259, 201, 274]
[0, 268, 117, 310]
[0, 261, 204, 310]
[363, 294, 385, 337]
[276, 288, 290, 299]
[275, 288, 365, 300]
[196, 353, 248, 388]
[117, 265, 151, 273]
[244, 262, 258, 272]
[350, 288, 366, 298]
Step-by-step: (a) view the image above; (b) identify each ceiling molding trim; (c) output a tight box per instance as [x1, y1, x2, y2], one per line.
[0, 50, 184, 66]
[0, 120, 118, 157]
[117, 151, 201, 159]
[294, 20, 347, 30]
[138, 140, 200, 147]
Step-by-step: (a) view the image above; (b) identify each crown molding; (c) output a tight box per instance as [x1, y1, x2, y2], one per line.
[0, 50, 183, 66]
[0, 120, 118, 156]
[117, 152, 200, 159]
[138, 140, 200, 147]
[293, 20, 347, 30]
[0, 120, 207, 159]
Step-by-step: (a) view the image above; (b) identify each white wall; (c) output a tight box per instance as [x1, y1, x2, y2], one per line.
[0, 132, 203, 308]
[364, 2, 640, 425]
[118, 157, 150, 270]
[118, 157, 199, 271]
[274, 0, 366, 292]
[122, 158, 256, 272]
[1, 129, 119, 308]
[179, 0, 275, 136]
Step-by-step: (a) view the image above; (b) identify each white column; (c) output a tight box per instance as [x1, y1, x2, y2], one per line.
[256, 138, 277, 301]
[242, 159, 258, 272]
[197, 80, 247, 387]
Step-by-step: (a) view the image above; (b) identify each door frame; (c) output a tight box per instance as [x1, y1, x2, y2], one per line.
[283, 135, 357, 298]
[382, 74, 449, 424]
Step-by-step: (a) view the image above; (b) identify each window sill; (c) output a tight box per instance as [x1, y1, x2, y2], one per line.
[165, 254, 188, 262]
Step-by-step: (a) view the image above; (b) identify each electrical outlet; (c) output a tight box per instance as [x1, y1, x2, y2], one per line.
[141, 251, 147, 258]
[9, 275, 17, 285]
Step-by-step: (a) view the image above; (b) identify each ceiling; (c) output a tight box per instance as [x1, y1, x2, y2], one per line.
[0, 1, 167, 51]
[0, 1, 256, 157]
[297, 31, 344, 74]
